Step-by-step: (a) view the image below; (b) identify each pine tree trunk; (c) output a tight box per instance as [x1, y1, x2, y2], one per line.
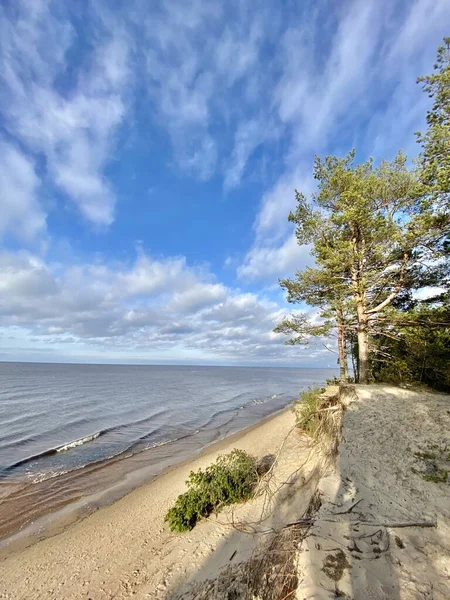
[337, 309, 348, 382]
[356, 304, 370, 384]
[351, 232, 370, 384]
[350, 334, 358, 383]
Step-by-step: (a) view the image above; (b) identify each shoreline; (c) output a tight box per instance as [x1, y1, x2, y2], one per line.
[0, 403, 293, 560]
[0, 405, 316, 599]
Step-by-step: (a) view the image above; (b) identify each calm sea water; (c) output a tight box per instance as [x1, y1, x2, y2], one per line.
[0, 362, 336, 542]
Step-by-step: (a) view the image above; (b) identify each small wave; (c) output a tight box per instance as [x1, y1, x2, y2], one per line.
[28, 445, 137, 484]
[1, 409, 171, 476]
[0, 416, 100, 453]
[250, 393, 278, 405]
[98, 408, 170, 437]
[26, 429, 203, 484]
[56, 431, 102, 453]
[31, 468, 74, 484]
[239, 393, 279, 409]
[143, 429, 200, 451]
[1, 429, 106, 475]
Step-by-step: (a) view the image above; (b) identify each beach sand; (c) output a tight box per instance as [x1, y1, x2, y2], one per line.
[0, 408, 320, 599]
[4, 385, 447, 600]
[296, 385, 450, 599]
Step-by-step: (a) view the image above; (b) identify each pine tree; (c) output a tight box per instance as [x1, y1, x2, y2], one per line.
[416, 37, 450, 199]
[416, 37, 450, 277]
[277, 40, 450, 384]
[287, 151, 422, 383]
[275, 265, 350, 382]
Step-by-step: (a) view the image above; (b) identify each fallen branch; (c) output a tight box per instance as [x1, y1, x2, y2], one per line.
[333, 498, 363, 515]
[253, 424, 297, 497]
[322, 518, 437, 529]
[282, 518, 314, 528]
[280, 590, 296, 600]
[355, 520, 437, 529]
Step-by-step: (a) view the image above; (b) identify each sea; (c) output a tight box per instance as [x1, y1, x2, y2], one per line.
[0, 362, 336, 546]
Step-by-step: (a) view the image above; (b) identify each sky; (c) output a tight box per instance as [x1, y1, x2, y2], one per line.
[0, 0, 449, 367]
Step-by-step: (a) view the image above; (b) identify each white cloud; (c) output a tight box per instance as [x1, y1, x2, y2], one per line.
[0, 249, 310, 364]
[224, 119, 274, 190]
[240, 1, 383, 262]
[386, 0, 450, 64]
[0, 141, 46, 241]
[214, 20, 263, 86]
[237, 235, 312, 281]
[117, 254, 197, 297]
[170, 283, 227, 313]
[412, 287, 447, 301]
[254, 167, 313, 242]
[0, 252, 56, 297]
[0, 1, 131, 229]
[364, 0, 450, 159]
[142, 2, 221, 179]
[141, 1, 273, 182]
[272, 0, 387, 163]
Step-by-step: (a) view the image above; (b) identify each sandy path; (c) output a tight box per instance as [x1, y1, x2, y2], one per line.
[296, 385, 450, 599]
[0, 408, 317, 600]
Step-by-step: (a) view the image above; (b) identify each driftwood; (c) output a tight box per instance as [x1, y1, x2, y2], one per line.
[322, 518, 437, 528]
[355, 520, 437, 529]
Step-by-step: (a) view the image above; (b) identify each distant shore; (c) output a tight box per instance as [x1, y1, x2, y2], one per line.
[0, 406, 312, 599]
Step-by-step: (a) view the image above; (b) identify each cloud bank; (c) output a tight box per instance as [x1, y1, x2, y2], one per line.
[0, 0, 448, 365]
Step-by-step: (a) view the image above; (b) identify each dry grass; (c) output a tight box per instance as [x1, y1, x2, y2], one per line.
[172, 491, 323, 600]
[294, 386, 343, 458]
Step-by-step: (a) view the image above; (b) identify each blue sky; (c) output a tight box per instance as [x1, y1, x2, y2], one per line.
[0, 0, 448, 366]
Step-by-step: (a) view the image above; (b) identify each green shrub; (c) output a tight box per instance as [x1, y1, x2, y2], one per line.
[375, 358, 414, 386]
[165, 449, 258, 533]
[292, 387, 324, 437]
[371, 302, 450, 393]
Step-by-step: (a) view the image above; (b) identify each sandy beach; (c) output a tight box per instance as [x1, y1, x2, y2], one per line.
[0, 407, 319, 599]
[2, 385, 449, 600]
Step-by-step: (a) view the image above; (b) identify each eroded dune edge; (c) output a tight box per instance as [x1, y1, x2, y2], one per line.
[173, 384, 450, 600]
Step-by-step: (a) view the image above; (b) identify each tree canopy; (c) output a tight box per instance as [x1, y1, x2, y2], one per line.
[416, 37, 450, 197]
[275, 38, 450, 390]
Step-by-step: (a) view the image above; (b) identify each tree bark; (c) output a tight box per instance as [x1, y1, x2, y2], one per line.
[336, 308, 348, 382]
[350, 333, 358, 383]
[356, 304, 370, 384]
[350, 231, 370, 383]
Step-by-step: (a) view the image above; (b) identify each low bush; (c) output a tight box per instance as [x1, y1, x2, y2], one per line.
[165, 449, 258, 533]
